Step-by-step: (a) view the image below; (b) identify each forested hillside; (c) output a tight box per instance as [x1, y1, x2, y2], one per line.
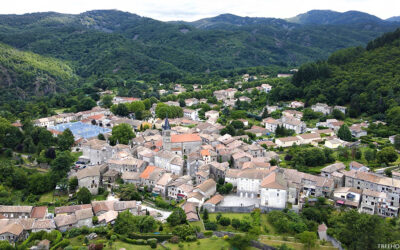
[282, 28, 400, 119]
[0, 9, 399, 105]
[0, 43, 78, 102]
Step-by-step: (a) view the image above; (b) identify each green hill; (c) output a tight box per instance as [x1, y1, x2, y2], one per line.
[0, 43, 78, 102]
[288, 28, 400, 118]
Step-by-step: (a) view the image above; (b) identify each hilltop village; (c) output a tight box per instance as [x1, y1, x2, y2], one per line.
[1, 73, 400, 249]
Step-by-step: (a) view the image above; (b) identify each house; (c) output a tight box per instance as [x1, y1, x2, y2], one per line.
[154, 150, 184, 175]
[282, 110, 303, 119]
[266, 106, 279, 113]
[275, 136, 301, 147]
[297, 133, 321, 145]
[232, 151, 253, 169]
[154, 173, 175, 197]
[140, 166, 165, 188]
[183, 202, 199, 222]
[54, 204, 92, 216]
[334, 106, 347, 114]
[102, 169, 120, 188]
[186, 192, 205, 206]
[349, 161, 369, 172]
[202, 194, 224, 212]
[167, 175, 192, 200]
[281, 116, 306, 134]
[31, 219, 56, 233]
[76, 165, 105, 195]
[113, 201, 141, 215]
[0, 223, 24, 243]
[0, 206, 32, 219]
[320, 163, 345, 178]
[264, 117, 280, 132]
[260, 172, 287, 209]
[342, 170, 400, 210]
[360, 189, 398, 217]
[185, 98, 199, 107]
[97, 210, 118, 226]
[121, 172, 141, 185]
[311, 103, 332, 115]
[75, 208, 93, 228]
[193, 179, 216, 199]
[349, 124, 367, 138]
[313, 129, 334, 136]
[91, 201, 115, 216]
[261, 84, 272, 93]
[245, 126, 268, 137]
[324, 138, 346, 149]
[54, 214, 77, 232]
[205, 110, 219, 121]
[183, 109, 199, 121]
[31, 206, 48, 219]
[289, 101, 305, 109]
[235, 168, 274, 198]
[333, 187, 361, 209]
[107, 153, 146, 173]
[80, 139, 112, 165]
[318, 224, 328, 241]
[238, 96, 251, 102]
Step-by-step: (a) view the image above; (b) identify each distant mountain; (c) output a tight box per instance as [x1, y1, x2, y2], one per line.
[287, 10, 383, 25]
[187, 13, 285, 29]
[0, 9, 399, 102]
[387, 16, 400, 22]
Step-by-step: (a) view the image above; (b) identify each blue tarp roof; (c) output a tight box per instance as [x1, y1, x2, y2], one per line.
[49, 122, 111, 139]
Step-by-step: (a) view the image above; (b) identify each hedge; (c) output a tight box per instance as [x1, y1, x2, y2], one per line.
[50, 239, 70, 250]
[204, 231, 213, 237]
[128, 233, 173, 242]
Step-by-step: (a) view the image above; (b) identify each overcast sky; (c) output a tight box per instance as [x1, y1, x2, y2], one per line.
[1, 0, 399, 21]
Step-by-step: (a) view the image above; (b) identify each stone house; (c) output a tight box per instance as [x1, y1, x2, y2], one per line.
[140, 166, 165, 188]
[76, 165, 107, 195]
[260, 172, 287, 209]
[232, 151, 253, 169]
[349, 161, 369, 172]
[121, 171, 141, 185]
[0, 206, 32, 219]
[311, 103, 332, 115]
[0, 223, 25, 243]
[75, 208, 93, 228]
[320, 162, 346, 178]
[193, 179, 216, 199]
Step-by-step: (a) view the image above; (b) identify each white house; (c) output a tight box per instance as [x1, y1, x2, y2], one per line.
[260, 172, 287, 209]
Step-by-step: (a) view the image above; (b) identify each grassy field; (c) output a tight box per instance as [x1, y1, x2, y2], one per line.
[165, 237, 232, 250]
[203, 213, 275, 234]
[260, 235, 337, 250]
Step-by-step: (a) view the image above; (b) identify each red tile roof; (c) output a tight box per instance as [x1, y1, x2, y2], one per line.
[140, 165, 157, 179]
[31, 206, 47, 219]
[171, 134, 201, 143]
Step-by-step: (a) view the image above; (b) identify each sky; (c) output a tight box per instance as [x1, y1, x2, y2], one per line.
[0, 0, 398, 21]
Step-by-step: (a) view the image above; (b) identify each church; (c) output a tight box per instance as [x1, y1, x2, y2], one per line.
[162, 117, 202, 155]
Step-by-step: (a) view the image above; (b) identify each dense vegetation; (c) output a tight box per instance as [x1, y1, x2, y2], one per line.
[0, 10, 398, 105]
[287, 28, 400, 121]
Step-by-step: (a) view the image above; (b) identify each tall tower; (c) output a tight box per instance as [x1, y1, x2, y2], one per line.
[162, 115, 171, 150]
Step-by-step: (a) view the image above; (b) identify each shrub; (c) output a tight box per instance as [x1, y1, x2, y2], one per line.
[169, 236, 180, 244]
[186, 235, 197, 242]
[203, 231, 213, 237]
[219, 217, 231, 226]
[148, 238, 157, 248]
[204, 221, 218, 231]
[50, 239, 70, 250]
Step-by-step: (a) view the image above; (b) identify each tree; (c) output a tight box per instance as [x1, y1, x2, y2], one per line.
[167, 207, 186, 226]
[97, 133, 105, 140]
[69, 177, 78, 192]
[364, 149, 375, 163]
[386, 106, 400, 127]
[203, 209, 209, 221]
[51, 151, 74, 181]
[172, 225, 195, 239]
[109, 123, 135, 145]
[232, 218, 241, 229]
[296, 231, 317, 250]
[261, 108, 269, 118]
[377, 147, 398, 164]
[227, 234, 252, 250]
[384, 168, 393, 177]
[219, 217, 231, 226]
[337, 124, 352, 141]
[332, 109, 345, 120]
[394, 135, 400, 150]
[100, 95, 113, 108]
[58, 128, 75, 151]
[118, 184, 142, 201]
[77, 187, 92, 204]
[111, 103, 129, 116]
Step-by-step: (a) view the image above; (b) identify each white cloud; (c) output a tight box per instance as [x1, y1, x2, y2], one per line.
[0, 0, 399, 20]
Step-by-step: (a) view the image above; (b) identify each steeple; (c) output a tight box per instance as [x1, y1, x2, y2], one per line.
[162, 115, 171, 131]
